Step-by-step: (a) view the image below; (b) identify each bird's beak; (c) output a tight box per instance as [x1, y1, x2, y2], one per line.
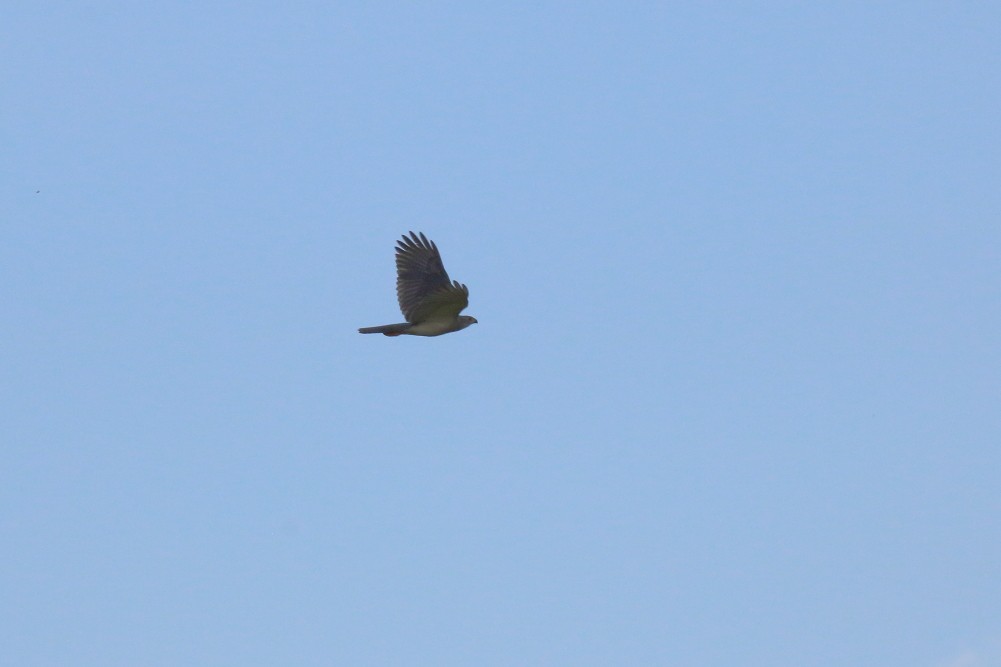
[471, 317, 478, 324]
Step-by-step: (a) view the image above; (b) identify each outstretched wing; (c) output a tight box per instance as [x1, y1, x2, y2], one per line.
[395, 231, 469, 323]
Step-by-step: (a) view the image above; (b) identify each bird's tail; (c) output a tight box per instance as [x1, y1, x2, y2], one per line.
[358, 323, 411, 336]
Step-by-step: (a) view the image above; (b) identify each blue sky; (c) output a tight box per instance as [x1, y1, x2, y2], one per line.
[3, 3, 999, 666]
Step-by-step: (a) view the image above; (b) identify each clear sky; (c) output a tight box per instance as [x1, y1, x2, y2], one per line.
[3, 3, 999, 666]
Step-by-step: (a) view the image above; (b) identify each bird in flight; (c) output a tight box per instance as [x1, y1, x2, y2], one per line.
[358, 232, 478, 337]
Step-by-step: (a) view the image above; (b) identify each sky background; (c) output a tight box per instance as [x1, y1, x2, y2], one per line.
[2, 3, 999, 666]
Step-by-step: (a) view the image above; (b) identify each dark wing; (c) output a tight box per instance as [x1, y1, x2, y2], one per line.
[395, 231, 469, 323]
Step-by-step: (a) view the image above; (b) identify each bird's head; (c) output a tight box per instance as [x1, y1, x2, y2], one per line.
[457, 315, 478, 330]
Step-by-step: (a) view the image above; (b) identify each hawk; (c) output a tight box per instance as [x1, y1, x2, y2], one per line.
[358, 232, 478, 337]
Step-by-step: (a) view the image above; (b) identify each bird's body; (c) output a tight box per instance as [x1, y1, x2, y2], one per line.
[358, 315, 475, 337]
[359, 232, 477, 337]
